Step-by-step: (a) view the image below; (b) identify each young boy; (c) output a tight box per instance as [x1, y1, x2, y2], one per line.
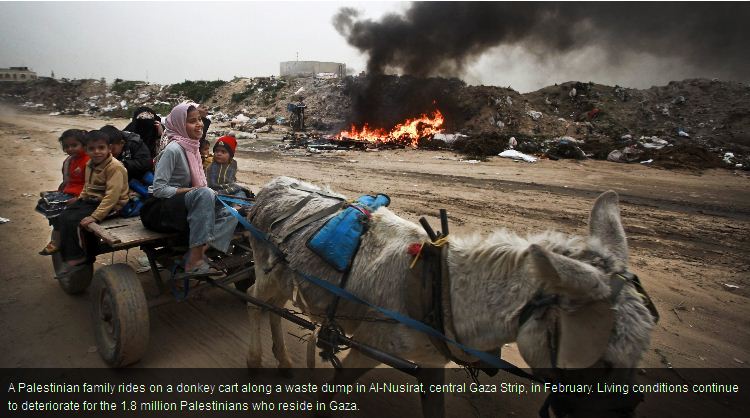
[56, 130, 130, 269]
[206, 135, 249, 197]
[100, 125, 152, 182]
[100, 125, 153, 216]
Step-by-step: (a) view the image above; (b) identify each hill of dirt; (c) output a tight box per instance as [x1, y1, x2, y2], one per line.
[1, 75, 747, 170]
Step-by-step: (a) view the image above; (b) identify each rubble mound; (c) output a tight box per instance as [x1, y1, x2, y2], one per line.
[1, 75, 747, 170]
[650, 143, 726, 171]
[208, 76, 350, 131]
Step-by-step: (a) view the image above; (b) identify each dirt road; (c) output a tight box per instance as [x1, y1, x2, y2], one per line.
[0, 107, 748, 414]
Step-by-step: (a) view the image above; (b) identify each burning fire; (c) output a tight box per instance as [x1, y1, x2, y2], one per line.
[337, 109, 444, 148]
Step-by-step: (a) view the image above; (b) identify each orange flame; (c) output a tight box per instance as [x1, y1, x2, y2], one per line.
[337, 109, 444, 148]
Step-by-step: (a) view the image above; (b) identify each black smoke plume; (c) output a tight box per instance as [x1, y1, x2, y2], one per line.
[333, 2, 750, 80]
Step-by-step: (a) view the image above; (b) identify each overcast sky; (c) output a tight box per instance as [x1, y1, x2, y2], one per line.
[1, 1, 746, 93]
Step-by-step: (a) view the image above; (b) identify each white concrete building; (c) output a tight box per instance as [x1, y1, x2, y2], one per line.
[280, 61, 345, 78]
[0, 67, 38, 82]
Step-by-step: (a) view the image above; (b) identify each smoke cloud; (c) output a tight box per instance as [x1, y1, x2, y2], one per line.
[333, 2, 750, 83]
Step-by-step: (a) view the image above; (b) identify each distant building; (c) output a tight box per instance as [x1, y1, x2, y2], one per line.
[0, 66, 37, 82]
[280, 61, 345, 79]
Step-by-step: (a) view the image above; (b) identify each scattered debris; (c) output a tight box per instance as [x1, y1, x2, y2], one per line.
[433, 133, 467, 144]
[672, 301, 687, 322]
[1, 76, 748, 170]
[235, 132, 257, 140]
[527, 110, 543, 121]
[0, 217, 10, 224]
[722, 283, 740, 291]
[546, 137, 586, 160]
[498, 149, 537, 163]
[607, 146, 643, 163]
[640, 136, 669, 149]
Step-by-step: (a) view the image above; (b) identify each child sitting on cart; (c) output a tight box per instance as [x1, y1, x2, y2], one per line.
[38, 129, 90, 255]
[56, 130, 130, 272]
[101, 125, 154, 216]
[206, 135, 252, 201]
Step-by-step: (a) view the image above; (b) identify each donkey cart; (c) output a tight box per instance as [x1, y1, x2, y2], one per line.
[50, 216, 255, 367]
[50, 213, 418, 372]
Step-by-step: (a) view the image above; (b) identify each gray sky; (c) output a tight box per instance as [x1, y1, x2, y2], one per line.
[0, 1, 406, 83]
[0, 1, 744, 92]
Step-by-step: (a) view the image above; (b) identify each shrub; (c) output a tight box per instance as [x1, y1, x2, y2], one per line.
[111, 80, 140, 95]
[231, 86, 254, 103]
[168, 80, 226, 103]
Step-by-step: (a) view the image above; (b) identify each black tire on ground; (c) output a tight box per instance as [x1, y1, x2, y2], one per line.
[90, 263, 150, 367]
[233, 266, 256, 293]
[52, 252, 93, 295]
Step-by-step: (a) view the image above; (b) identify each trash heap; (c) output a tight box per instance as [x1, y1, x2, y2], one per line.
[1, 75, 747, 170]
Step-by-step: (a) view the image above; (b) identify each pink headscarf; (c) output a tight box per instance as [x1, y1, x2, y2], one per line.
[165, 102, 207, 187]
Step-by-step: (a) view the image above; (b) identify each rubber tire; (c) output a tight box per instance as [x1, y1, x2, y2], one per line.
[90, 263, 150, 367]
[52, 252, 93, 295]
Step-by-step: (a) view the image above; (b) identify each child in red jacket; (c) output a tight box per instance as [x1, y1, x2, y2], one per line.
[39, 129, 90, 255]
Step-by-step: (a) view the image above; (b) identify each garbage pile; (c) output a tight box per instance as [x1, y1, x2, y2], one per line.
[1, 75, 747, 170]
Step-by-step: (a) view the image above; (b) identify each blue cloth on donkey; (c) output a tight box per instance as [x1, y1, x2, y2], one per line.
[307, 194, 390, 272]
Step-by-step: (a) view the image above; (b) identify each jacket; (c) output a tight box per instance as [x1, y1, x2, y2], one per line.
[118, 131, 153, 180]
[60, 151, 89, 196]
[206, 159, 241, 195]
[150, 141, 191, 199]
[79, 154, 130, 221]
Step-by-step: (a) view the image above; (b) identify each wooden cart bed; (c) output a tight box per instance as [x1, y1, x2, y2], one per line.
[86, 217, 176, 250]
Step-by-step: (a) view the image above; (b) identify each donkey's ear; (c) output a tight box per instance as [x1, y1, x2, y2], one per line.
[589, 191, 628, 263]
[528, 244, 610, 298]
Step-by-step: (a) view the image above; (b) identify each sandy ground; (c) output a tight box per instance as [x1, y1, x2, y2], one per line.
[0, 105, 748, 416]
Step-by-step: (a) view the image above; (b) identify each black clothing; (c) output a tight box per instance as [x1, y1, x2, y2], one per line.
[140, 193, 189, 245]
[124, 106, 162, 159]
[117, 131, 153, 180]
[201, 116, 211, 140]
[58, 200, 100, 262]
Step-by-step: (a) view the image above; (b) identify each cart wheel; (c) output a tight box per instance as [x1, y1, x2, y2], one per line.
[90, 263, 149, 367]
[233, 267, 256, 293]
[52, 253, 93, 295]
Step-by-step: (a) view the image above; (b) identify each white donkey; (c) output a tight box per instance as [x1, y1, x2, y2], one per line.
[245, 176, 656, 417]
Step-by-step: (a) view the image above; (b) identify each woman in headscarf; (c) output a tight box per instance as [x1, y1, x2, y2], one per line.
[124, 106, 164, 159]
[140, 102, 238, 275]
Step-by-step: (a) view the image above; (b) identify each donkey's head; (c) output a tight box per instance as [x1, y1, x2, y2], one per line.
[516, 191, 657, 374]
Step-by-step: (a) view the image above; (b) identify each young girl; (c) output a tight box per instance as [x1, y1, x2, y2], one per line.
[39, 129, 90, 255]
[141, 103, 238, 276]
